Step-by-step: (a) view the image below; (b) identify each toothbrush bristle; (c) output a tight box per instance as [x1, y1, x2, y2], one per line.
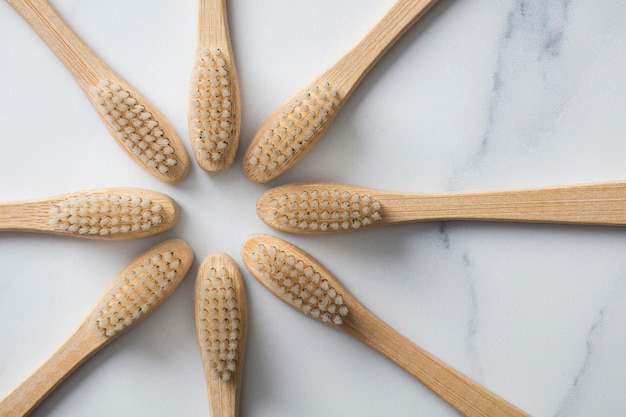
[88, 79, 180, 174]
[248, 243, 348, 325]
[197, 266, 242, 381]
[48, 193, 164, 236]
[190, 48, 237, 165]
[265, 189, 382, 231]
[94, 249, 185, 338]
[246, 81, 339, 174]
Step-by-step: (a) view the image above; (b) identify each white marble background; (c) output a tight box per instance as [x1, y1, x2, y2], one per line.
[1, 1, 625, 416]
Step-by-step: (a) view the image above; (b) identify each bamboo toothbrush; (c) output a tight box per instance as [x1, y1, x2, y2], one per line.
[0, 238, 193, 417]
[195, 253, 247, 417]
[0, 187, 178, 239]
[242, 0, 439, 183]
[241, 234, 528, 417]
[6, 0, 189, 183]
[257, 180, 626, 233]
[189, 0, 241, 173]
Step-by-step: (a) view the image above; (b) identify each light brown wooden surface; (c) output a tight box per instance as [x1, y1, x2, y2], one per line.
[242, 0, 439, 183]
[241, 234, 530, 417]
[6, 0, 189, 182]
[0, 187, 178, 239]
[188, 0, 241, 173]
[0, 239, 193, 417]
[257, 181, 626, 234]
[195, 253, 247, 417]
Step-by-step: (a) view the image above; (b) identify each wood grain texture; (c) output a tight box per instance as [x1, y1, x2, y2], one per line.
[241, 234, 530, 417]
[6, 0, 189, 182]
[242, 0, 439, 183]
[257, 181, 626, 234]
[0, 239, 193, 417]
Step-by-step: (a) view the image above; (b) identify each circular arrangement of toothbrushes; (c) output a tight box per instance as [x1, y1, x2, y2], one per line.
[2, 1, 625, 416]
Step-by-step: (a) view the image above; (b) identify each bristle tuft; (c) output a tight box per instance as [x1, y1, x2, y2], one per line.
[89, 80, 181, 173]
[197, 266, 242, 381]
[190, 49, 237, 164]
[48, 193, 164, 236]
[247, 81, 339, 174]
[249, 244, 348, 324]
[265, 188, 382, 231]
[94, 250, 184, 337]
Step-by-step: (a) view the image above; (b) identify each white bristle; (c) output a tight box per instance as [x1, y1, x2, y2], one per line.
[249, 244, 348, 325]
[49, 193, 164, 236]
[89, 80, 179, 172]
[197, 266, 242, 381]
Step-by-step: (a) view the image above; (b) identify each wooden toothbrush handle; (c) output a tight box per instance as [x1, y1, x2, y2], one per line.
[0, 323, 102, 417]
[330, 0, 439, 89]
[400, 346, 529, 417]
[0, 200, 55, 233]
[197, 0, 230, 47]
[6, 0, 107, 85]
[345, 308, 529, 417]
[383, 181, 626, 225]
[208, 379, 240, 417]
[0, 203, 31, 231]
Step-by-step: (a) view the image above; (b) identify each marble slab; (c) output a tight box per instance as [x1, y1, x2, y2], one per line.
[0, 0, 625, 416]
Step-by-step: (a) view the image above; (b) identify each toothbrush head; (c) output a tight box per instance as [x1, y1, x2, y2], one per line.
[195, 253, 247, 382]
[243, 81, 340, 182]
[257, 184, 382, 233]
[93, 239, 193, 338]
[242, 234, 349, 326]
[88, 79, 188, 182]
[46, 188, 178, 239]
[189, 48, 239, 173]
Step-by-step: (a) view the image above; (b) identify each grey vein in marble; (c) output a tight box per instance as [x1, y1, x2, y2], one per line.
[450, 0, 574, 189]
[437, 223, 484, 381]
[553, 309, 604, 417]
[462, 251, 484, 382]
